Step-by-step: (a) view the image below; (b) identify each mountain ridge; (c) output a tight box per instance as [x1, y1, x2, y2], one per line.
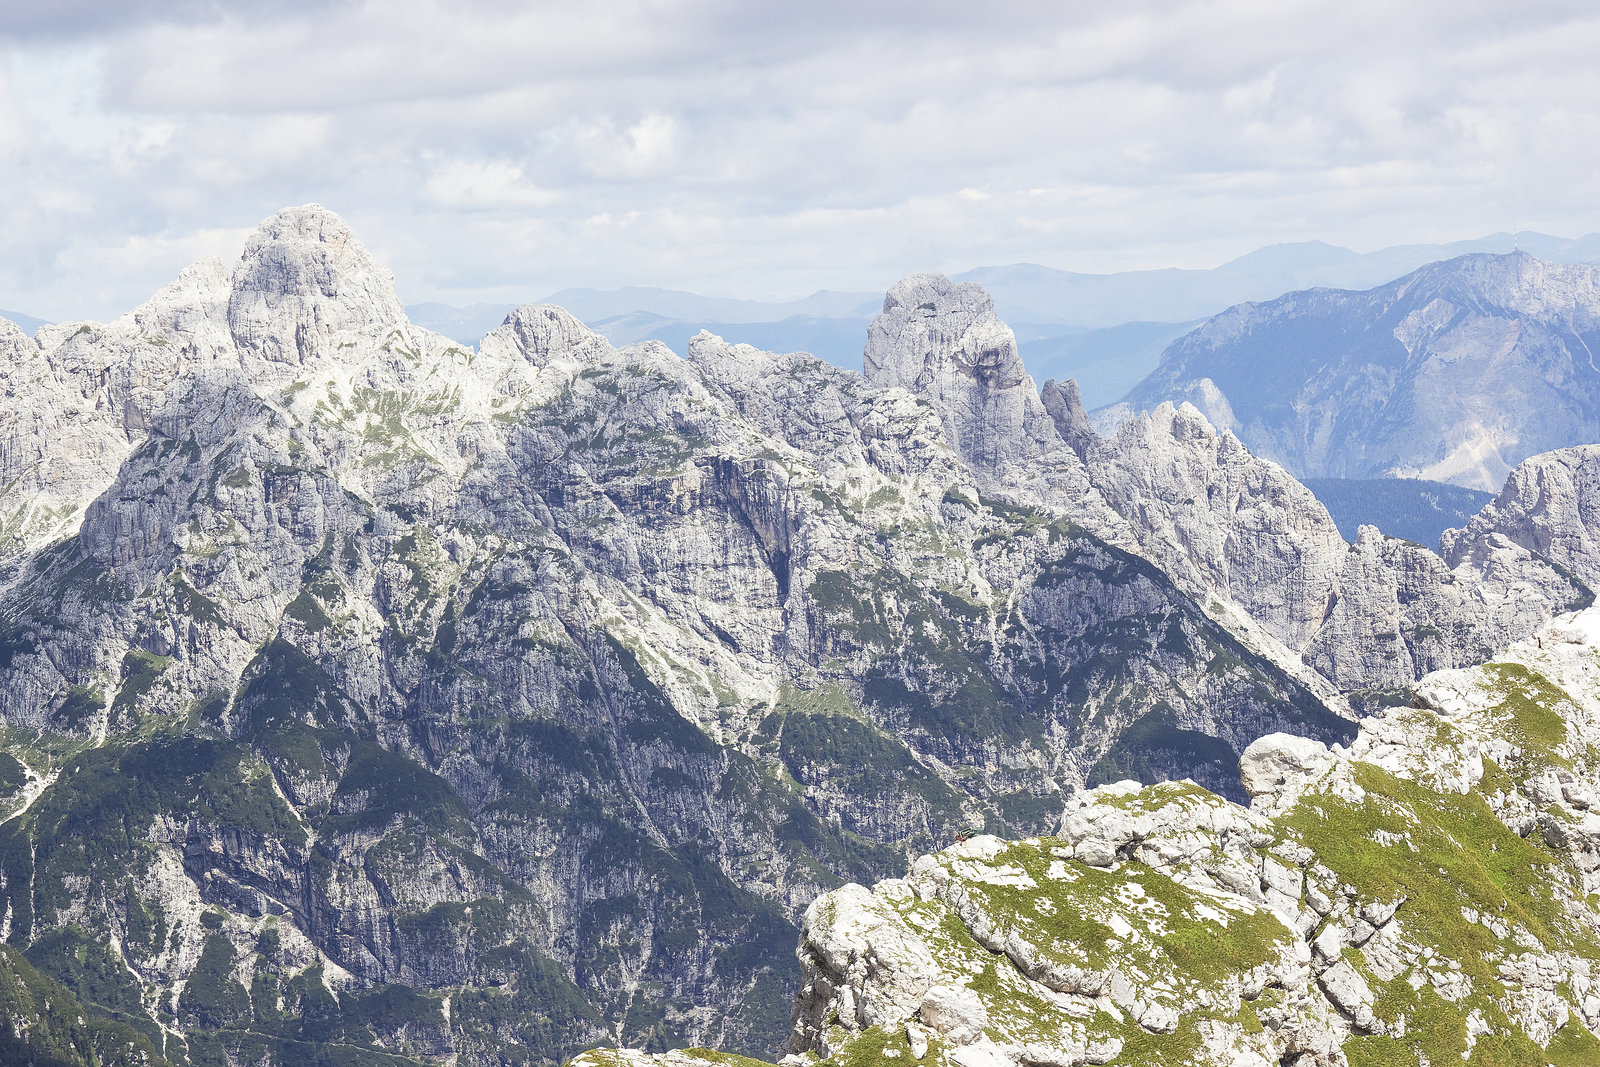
[2, 206, 1599, 1067]
[1118, 250, 1600, 491]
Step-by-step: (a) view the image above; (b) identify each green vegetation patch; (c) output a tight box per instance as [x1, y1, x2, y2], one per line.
[0, 942, 171, 1067]
[113, 648, 172, 713]
[957, 836, 1296, 993]
[179, 933, 251, 1029]
[1280, 759, 1600, 1049]
[1478, 662, 1576, 768]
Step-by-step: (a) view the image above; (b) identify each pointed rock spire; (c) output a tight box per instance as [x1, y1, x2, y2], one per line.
[1040, 377, 1096, 460]
[863, 273, 1057, 472]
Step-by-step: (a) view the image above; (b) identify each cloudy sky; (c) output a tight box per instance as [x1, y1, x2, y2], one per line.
[2, 0, 1598, 320]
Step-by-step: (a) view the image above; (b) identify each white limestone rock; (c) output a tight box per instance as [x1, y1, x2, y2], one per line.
[1240, 733, 1335, 816]
[1442, 443, 1600, 588]
[864, 274, 1057, 474]
[1091, 401, 1345, 652]
[227, 204, 406, 373]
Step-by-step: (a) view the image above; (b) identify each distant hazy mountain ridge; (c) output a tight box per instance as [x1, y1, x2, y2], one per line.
[1121, 252, 1600, 491]
[406, 231, 1600, 409]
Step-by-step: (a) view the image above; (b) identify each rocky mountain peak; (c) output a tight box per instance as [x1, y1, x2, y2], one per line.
[481, 301, 614, 367]
[865, 272, 1017, 390]
[227, 203, 406, 371]
[1038, 376, 1095, 459]
[1441, 443, 1600, 587]
[864, 272, 1057, 472]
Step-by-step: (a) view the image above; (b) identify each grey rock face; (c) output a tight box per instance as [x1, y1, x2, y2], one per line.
[1124, 252, 1600, 491]
[1305, 525, 1583, 689]
[1442, 444, 1600, 589]
[228, 203, 407, 371]
[864, 273, 1058, 473]
[1076, 400, 1583, 691]
[1038, 377, 1095, 461]
[1092, 401, 1346, 653]
[0, 211, 1362, 1067]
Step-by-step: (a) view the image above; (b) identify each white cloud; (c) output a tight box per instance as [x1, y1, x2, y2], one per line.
[1, 0, 1599, 318]
[421, 158, 559, 210]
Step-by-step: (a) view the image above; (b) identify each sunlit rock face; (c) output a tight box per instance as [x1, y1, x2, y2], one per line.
[864, 272, 1059, 474]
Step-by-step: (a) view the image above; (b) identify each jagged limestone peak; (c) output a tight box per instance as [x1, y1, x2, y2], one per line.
[227, 203, 407, 370]
[1441, 443, 1600, 588]
[1038, 376, 1095, 460]
[479, 301, 616, 367]
[864, 272, 1058, 473]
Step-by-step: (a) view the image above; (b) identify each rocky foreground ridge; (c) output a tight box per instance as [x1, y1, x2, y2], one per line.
[0, 207, 1599, 1066]
[582, 605, 1600, 1066]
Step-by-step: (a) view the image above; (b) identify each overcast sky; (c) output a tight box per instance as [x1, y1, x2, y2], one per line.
[2, 0, 1598, 320]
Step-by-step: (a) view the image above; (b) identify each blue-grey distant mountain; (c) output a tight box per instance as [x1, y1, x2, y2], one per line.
[1118, 252, 1600, 491]
[404, 300, 517, 346]
[406, 290, 883, 367]
[0, 308, 49, 334]
[591, 311, 877, 369]
[956, 231, 1600, 329]
[539, 284, 881, 324]
[1018, 320, 1200, 407]
[1301, 477, 1495, 546]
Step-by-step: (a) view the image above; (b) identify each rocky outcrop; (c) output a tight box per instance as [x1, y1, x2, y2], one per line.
[584, 606, 1600, 1066]
[863, 273, 1059, 473]
[1091, 401, 1346, 653]
[1305, 524, 1585, 689]
[1039, 377, 1095, 461]
[1441, 444, 1600, 588]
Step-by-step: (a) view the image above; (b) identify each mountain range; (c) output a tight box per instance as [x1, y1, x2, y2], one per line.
[3, 207, 1600, 1067]
[1119, 252, 1600, 492]
[391, 231, 1600, 410]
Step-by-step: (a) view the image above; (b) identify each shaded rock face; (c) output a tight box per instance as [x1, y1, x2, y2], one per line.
[1123, 251, 1600, 491]
[0, 213, 1362, 1067]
